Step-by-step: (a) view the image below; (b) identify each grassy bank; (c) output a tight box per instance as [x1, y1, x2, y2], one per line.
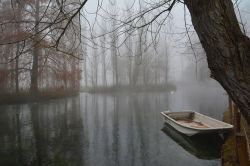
[81, 83, 176, 94]
[0, 90, 79, 105]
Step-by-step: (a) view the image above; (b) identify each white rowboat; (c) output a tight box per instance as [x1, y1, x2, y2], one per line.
[161, 111, 233, 136]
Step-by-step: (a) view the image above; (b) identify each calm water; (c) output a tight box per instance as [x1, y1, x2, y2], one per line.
[0, 82, 227, 166]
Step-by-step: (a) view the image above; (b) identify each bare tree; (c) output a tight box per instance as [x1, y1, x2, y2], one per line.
[0, 0, 87, 98]
[13, 0, 24, 93]
[101, 22, 107, 87]
[82, 25, 88, 87]
[124, 29, 133, 85]
[108, 1, 119, 86]
[30, 0, 41, 95]
[127, 0, 250, 122]
[93, 42, 99, 87]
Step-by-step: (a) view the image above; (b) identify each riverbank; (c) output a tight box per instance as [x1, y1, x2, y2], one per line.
[222, 111, 239, 166]
[0, 90, 79, 105]
[222, 111, 250, 166]
[0, 84, 176, 105]
[81, 83, 176, 93]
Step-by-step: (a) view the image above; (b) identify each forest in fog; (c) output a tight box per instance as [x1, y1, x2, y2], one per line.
[0, 0, 173, 97]
[0, 0, 83, 96]
[0, 0, 249, 101]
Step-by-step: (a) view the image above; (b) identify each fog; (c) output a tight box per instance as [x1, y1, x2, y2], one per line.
[0, 0, 250, 166]
[80, 0, 249, 90]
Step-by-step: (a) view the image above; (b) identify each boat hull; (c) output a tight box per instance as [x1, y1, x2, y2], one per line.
[161, 111, 233, 136]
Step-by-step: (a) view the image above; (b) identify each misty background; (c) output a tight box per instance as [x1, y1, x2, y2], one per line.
[79, 0, 250, 89]
[0, 1, 250, 166]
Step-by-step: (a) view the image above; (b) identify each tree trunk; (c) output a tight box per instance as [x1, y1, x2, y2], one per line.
[93, 44, 98, 87]
[132, 29, 143, 86]
[111, 36, 118, 85]
[15, 51, 19, 93]
[110, 19, 118, 86]
[14, 1, 22, 94]
[30, 0, 40, 95]
[101, 36, 107, 87]
[184, 0, 250, 123]
[126, 41, 132, 85]
[82, 35, 88, 87]
[30, 44, 39, 95]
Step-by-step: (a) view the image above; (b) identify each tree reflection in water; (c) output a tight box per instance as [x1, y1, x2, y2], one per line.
[0, 98, 84, 166]
[0, 88, 226, 166]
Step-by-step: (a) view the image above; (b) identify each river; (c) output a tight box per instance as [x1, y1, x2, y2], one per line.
[0, 81, 228, 166]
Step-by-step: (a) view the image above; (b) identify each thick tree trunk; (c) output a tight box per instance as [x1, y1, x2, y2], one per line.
[184, 0, 250, 123]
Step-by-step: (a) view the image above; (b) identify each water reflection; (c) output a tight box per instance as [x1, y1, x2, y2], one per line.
[0, 98, 84, 166]
[0, 83, 226, 166]
[161, 123, 223, 160]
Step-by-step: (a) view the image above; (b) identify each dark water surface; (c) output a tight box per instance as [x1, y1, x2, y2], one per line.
[0, 82, 227, 166]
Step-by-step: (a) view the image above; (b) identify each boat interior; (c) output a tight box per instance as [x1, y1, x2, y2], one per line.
[167, 112, 210, 129]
